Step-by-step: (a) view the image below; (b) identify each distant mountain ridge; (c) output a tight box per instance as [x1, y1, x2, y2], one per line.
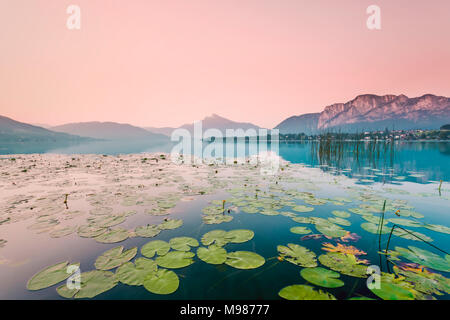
[276, 94, 450, 134]
[51, 121, 169, 142]
[146, 114, 262, 137]
[0, 115, 87, 142]
[275, 113, 320, 134]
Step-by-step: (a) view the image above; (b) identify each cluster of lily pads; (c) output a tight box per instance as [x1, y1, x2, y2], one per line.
[26, 229, 265, 298]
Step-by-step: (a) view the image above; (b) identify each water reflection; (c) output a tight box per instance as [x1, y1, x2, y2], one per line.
[1, 140, 449, 182]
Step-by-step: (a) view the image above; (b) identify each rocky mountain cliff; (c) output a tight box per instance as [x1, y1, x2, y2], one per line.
[276, 94, 450, 133]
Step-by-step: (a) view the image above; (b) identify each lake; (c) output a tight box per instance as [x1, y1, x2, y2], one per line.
[0, 140, 449, 300]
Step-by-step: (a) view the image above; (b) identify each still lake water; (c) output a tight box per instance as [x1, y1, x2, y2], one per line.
[0, 140, 449, 300]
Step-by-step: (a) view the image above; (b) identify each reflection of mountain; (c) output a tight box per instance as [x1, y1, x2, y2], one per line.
[146, 114, 262, 137]
[51, 122, 168, 142]
[0, 115, 87, 142]
[437, 142, 450, 156]
[276, 94, 450, 133]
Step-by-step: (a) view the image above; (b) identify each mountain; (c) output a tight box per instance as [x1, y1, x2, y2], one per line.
[144, 127, 176, 136]
[276, 94, 450, 134]
[146, 114, 263, 137]
[52, 122, 169, 142]
[274, 113, 320, 134]
[0, 115, 87, 142]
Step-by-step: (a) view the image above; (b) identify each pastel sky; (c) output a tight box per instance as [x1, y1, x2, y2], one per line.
[1, 0, 449, 128]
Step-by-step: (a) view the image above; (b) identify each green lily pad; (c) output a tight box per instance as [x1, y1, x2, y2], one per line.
[143, 269, 179, 295]
[395, 267, 450, 295]
[202, 214, 233, 224]
[328, 217, 351, 226]
[94, 227, 129, 243]
[278, 284, 336, 300]
[197, 245, 227, 264]
[388, 218, 422, 228]
[361, 222, 390, 234]
[225, 251, 265, 269]
[392, 229, 433, 242]
[169, 237, 199, 251]
[94, 246, 137, 270]
[292, 205, 314, 213]
[135, 225, 161, 238]
[159, 218, 183, 230]
[395, 246, 450, 272]
[49, 226, 77, 238]
[369, 281, 415, 300]
[332, 210, 351, 218]
[424, 224, 450, 234]
[290, 226, 312, 235]
[260, 209, 280, 216]
[201, 230, 229, 247]
[315, 222, 347, 238]
[318, 252, 368, 278]
[77, 225, 107, 238]
[27, 261, 80, 291]
[57, 270, 118, 299]
[277, 244, 317, 267]
[87, 214, 126, 228]
[141, 240, 171, 258]
[300, 267, 345, 288]
[226, 229, 254, 243]
[155, 251, 195, 269]
[116, 258, 158, 286]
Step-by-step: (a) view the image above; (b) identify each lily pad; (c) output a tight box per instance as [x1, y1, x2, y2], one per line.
[77, 225, 106, 238]
[116, 258, 158, 286]
[87, 214, 126, 228]
[332, 210, 351, 218]
[155, 251, 195, 269]
[278, 284, 336, 300]
[395, 246, 450, 272]
[328, 217, 351, 226]
[290, 226, 312, 235]
[202, 214, 233, 224]
[300, 267, 344, 288]
[424, 224, 450, 234]
[292, 205, 314, 213]
[201, 230, 229, 247]
[388, 218, 422, 228]
[49, 226, 77, 238]
[197, 245, 227, 264]
[169, 237, 199, 251]
[277, 244, 317, 267]
[225, 251, 265, 269]
[141, 240, 171, 258]
[27, 261, 80, 291]
[135, 224, 161, 238]
[143, 269, 179, 295]
[94, 246, 137, 270]
[315, 222, 347, 238]
[94, 227, 129, 243]
[361, 222, 390, 234]
[159, 218, 183, 230]
[318, 252, 368, 278]
[226, 229, 254, 243]
[57, 270, 118, 299]
[369, 281, 415, 300]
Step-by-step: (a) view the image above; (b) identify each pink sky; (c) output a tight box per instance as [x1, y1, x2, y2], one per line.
[1, 0, 449, 128]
